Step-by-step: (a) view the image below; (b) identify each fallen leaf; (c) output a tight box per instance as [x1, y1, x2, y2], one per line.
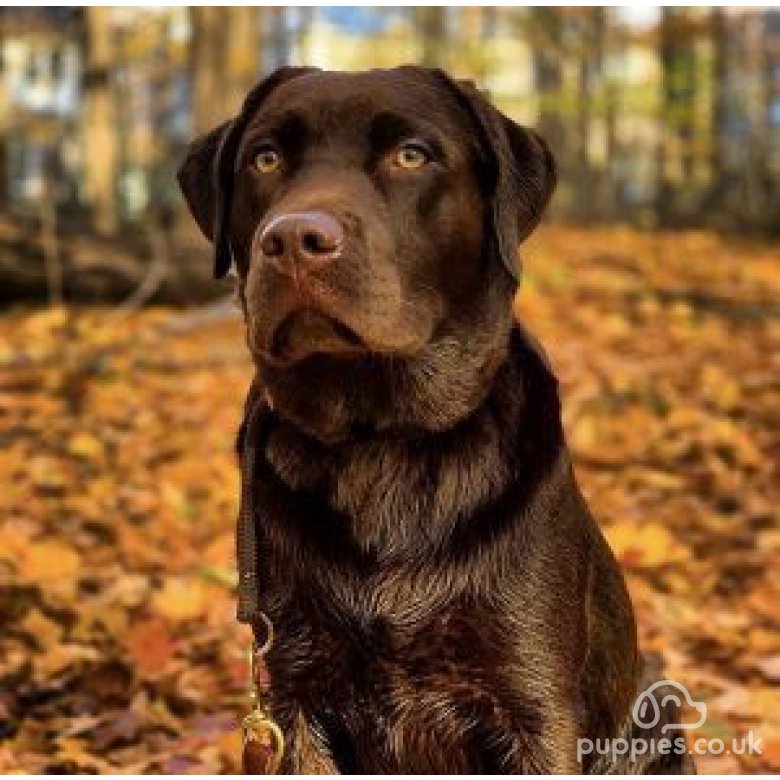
[68, 432, 105, 460]
[604, 522, 691, 568]
[152, 577, 208, 622]
[753, 655, 780, 683]
[124, 618, 177, 678]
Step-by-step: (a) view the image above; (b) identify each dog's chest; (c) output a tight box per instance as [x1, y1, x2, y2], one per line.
[252, 392, 559, 770]
[270, 591, 545, 773]
[260, 415, 512, 557]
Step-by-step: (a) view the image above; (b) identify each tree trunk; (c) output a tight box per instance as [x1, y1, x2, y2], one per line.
[658, 9, 699, 226]
[82, 7, 118, 235]
[0, 20, 7, 211]
[225, 8, 261, 113]
[190, 7, 226, 133]
[573, 11, 595, 220]
[596, 8, 618, 220]
[418, 8, 447, 67]
[190, 8, 261, 131]
[532, 9, 566, 186]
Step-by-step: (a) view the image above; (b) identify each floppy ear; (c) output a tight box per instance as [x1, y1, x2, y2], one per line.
[432, 72, 556, 283]
[177, 120, 229, 244]
[177, 66, 318, 279]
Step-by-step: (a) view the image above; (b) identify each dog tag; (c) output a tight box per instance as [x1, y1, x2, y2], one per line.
[242, 709, 284, 774]
[242, 619, 284, 773]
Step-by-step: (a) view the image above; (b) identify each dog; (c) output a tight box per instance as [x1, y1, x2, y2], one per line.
[178, 66, 694, 774]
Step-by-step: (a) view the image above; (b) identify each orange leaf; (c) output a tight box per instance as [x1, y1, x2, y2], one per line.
[125, 617, 176, 677]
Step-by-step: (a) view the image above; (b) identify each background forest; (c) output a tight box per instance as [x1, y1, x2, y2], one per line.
[0, 6, 778, 775]
[1, 7, 778, 300]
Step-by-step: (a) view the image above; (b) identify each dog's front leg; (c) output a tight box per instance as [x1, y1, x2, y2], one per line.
[492, 703, 581, 775]
[539, 702, 583, 774]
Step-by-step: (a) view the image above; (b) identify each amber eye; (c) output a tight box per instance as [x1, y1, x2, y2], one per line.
[395, 143, 430, 170]
[254, 147, 281, 174]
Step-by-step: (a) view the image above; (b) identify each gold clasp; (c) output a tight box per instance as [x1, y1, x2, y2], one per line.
[242, 613, 284, 774]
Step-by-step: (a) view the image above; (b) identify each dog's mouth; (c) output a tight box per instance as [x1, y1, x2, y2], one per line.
[268, 308, 366, 364]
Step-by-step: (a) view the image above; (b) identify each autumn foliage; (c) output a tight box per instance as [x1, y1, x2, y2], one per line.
[0, 226, 777, 773]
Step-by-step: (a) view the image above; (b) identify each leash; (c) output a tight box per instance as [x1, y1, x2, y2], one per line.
[236, 381, 285, 773]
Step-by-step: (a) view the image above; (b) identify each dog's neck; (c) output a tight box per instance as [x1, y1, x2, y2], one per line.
[255, 325, 563, 558]
[259, 291, 516, 443]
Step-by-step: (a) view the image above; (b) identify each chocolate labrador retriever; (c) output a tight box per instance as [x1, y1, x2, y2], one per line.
[178, 66, 693, 774]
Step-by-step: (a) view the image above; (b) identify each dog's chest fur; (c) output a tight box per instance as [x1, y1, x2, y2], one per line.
[243, 332, 597, 771]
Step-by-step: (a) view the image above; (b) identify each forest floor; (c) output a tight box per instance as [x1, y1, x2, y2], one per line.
[0, 225, 778, 773]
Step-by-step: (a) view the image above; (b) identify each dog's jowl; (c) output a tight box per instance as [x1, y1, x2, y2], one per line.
[178, 66, 694, 774]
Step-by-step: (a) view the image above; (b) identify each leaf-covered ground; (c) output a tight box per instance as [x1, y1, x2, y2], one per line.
[0, 226, 777, 773]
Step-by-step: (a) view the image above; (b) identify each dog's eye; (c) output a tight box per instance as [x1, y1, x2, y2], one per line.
[395, 143, 430, 170]
[254, 146, 282, 174]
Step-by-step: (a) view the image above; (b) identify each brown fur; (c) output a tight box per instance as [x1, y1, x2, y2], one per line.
[178, 66, 685, 773]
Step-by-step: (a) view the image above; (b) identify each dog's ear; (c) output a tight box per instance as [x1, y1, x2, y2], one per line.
[177, 66, 318, 279]
[177, 120, 229, 244]
[432, 72, 556, 283]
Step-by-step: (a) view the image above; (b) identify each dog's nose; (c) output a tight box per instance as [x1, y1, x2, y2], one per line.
[259, 212, 343, 273]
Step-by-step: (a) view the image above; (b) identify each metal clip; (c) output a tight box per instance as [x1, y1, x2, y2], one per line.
[242, 613, 284, 774]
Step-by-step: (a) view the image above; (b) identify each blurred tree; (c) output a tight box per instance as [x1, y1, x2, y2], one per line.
[0, 21, 7, 211]
[593, 9, 620, 220]
[742, 12, 774, 227]
[529, 9, 569, 214]
[190, 7, 225, 133]
[659, 8, 691, 225]
[418, 8, 446, 68]
[225, 8, 261, 112]
[190, 8, 261, 133]
[0, 2, 777, 287]
[531, 10, 566, 174]
[570, 9, 609, 220]
[709, 7, 730, 215]
[82, 7, 118, 234]
[658, 9, 715, 226]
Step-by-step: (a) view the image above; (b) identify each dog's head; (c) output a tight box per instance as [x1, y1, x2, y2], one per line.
[178, 66, 555, 438]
